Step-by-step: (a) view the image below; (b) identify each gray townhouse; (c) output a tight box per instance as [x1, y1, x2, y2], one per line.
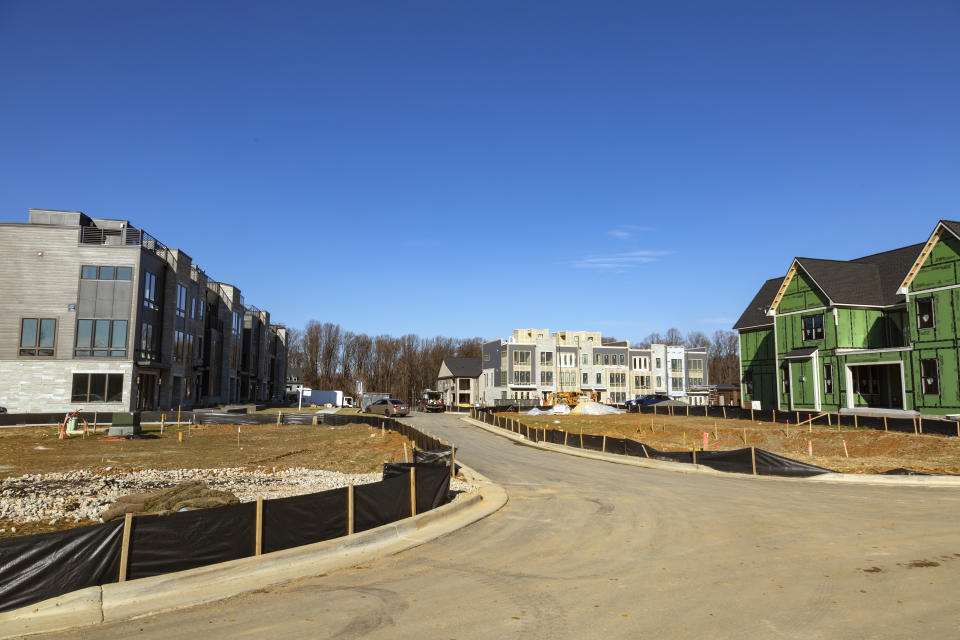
[481, 328, 708, 406]
[0, 209, 287, 413]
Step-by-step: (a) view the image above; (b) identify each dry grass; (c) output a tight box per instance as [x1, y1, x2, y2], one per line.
[0, 421, 412, 480]
[500, 412, 960, 474]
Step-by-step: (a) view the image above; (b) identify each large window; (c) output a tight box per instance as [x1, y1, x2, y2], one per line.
[513, 350, 530, 365]
[19, 318, 56, 356]
[140, 322, 155, 360]
[802, 314, 825, 341]
[688, 359, 703, 372]
[671, 377, 683, 390]
[671, 358, 683, 371]
[539, 371, 553, 385]
[921, 359, 940, 395]
[75, 319, 127, 358]
[632, 356, 649, 370]
[81, 265, 132, 280]
[174, 330, 185, 362]
[71, 373, 124, 403]
[824, 363, 834, 395]
[143, 271, 158, 310]
[852, 367, 880, 396]
[540, 351, 553, 366]
[916, 298, 935, 330]
[176, 284, 187, 318]
[512, 370, 531, 384]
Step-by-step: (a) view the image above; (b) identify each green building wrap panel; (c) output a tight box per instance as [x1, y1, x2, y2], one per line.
[776, 269, 829, 314]
[739, 327, 777, 409]
[910, 233, 960, 293]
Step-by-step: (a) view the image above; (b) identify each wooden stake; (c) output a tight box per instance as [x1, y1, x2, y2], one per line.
[641, 443, 649, 458]
[119, 513, 133, 582]
[410, 467, 417, 516]
[919, 416, 923, 434]
[843, 440, 849, 458]
[827, 413, 831, 426]
[602, 435, 607, 452]
[255, 497, 263, 555]
[751, 408, 755, 422]
[564, 431, 569, 446]
[347, 485, 354, 535]
[686, 405, 689, 417]
[276, 412, 281, 426]
[751, 447, 757, 475]
[451, 444, 456, 479]
[178, 431, 182, 444]
[913, 417, 918, 435]
[403, 442, 409, 462]
[161, 413, 165, 435]
[714, 422, 718, 440]
[177, 405, 181, 429]
[884, 416, 888, 431]
[722, 406, 726, 419]
[854, 414, 858, 429]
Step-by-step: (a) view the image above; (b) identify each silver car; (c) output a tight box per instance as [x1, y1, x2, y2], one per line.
[367, 398, 409, 417]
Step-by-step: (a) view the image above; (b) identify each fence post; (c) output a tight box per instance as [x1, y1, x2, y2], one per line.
[751, 408, 754, 422]
[410, 467, 417, 517]
[686, 405, 689, 417]
[276, 412, 281, 426]
[919, 416, 923, 434]
[564, 431, 569, 446]
[751, 447, 757, 475]
[884, 416, 888, 431]
[347, 485, 355, 534]
[722, 406, 727, 419]
[641, 443, 649, 458]
[451, 444, 456, 479]
[255, 496, 263, 555]
[119, 513, 133, 582]
[602, 435, 607, 452]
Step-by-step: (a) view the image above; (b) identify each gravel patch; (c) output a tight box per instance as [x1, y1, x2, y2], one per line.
[0, 467, 475, 526]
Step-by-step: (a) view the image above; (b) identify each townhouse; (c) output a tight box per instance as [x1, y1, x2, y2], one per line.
[480, 328, 708, 406]
[0, 209, 287, 413]
[735, 220, 960, 417]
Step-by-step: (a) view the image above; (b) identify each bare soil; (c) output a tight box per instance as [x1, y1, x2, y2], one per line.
[0, 421, 413, 538]
[501, 412, 960, 475]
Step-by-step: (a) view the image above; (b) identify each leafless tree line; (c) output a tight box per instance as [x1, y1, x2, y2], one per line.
[635, 328, 740, 385]
[287, 321, 483, 404]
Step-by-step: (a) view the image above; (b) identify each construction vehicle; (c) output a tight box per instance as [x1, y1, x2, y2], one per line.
[547, 391, 599, 406]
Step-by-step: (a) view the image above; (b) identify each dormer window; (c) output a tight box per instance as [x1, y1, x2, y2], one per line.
[917, 298, 935, 330]
[802, 314, 824, 341]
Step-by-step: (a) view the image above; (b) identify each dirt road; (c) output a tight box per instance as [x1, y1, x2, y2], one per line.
[44, 412, 960, 639]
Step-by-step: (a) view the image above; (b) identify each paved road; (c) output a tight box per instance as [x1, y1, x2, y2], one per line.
[46, 412, 960, 639]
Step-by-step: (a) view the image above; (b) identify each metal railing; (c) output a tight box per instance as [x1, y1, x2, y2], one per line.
[78, 226, 167, 258]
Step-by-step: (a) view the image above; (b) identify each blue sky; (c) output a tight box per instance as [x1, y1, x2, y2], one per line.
[2, 1, 958, 343]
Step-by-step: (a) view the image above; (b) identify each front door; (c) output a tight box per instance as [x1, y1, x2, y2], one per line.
[136, 374, 157, 411]
[789, 359, 817, 410]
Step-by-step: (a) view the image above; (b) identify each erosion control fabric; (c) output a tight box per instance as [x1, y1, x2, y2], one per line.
[0, 416, 454, 615]
[0, 520, 123, 614]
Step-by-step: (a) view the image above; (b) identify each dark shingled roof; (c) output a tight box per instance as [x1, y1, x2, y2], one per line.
[939, 220, 960, 241]
[733, 277, 783, 330]
[440, 357, 481, 378]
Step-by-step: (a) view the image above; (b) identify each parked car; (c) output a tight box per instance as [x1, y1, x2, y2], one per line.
[367, 398, 409, 417]
[625, 394, 671, 408]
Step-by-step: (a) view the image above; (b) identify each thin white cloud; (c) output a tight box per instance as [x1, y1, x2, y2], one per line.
[607, 224, 655, 239]
[572, 250, 670, 270]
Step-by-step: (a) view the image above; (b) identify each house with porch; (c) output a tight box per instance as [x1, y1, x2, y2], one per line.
[735, 220, 960, 417]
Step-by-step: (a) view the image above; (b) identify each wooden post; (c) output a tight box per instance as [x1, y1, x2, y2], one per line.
[913, 417, 918, 435]
[178, 431, 182, 444]
[403, 442, 408, 463]
[884, 416, 888, 431]
[255, 497, 263, 555]
[277, 411, 281, 426]
[843, 440, 849, 458]
[119, 513, 133, 582]
[347, 485, 355, 535]
[751, 447, 757, 475]
[451, 444, 456, 479]
[602, 435, 607, 452]
[722, 406, 726, 419]
[640, 443, 649, 458]
[564, 431, 569, 446]
[161, 413, 165, 435]
[854, 414, 858, 429]
[93, 411, 98, 433]
[827, 413, 831, 426]
[410, 467, 417, 517]
[579, 428, 584, 449]
[795, 411, 799, 425]
[177, 405, 181, 429]
[919, 416, 923, 434]
[751, 408, 754, 422]
[686, 405, 689, 417]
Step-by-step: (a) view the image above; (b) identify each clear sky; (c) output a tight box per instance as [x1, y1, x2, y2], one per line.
[2, 1, 958, 343]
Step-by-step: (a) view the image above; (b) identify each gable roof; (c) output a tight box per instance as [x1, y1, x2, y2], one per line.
[439, 357, 481, 378]
[733, 277, 784, 330]
[897, 220, 960, 293]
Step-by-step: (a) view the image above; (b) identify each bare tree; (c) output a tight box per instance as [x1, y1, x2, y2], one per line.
[664, 327, 684, 345]
[685, 331, 710, 348]
[709, 330, 739, 384]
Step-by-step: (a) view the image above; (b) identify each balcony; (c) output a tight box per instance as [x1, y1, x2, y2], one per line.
[79, 226, 167, 259]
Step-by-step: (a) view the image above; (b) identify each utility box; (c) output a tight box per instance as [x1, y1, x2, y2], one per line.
[108, 412, 142, 437]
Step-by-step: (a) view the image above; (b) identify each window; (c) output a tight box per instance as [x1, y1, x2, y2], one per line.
[656, 358, 661, 368]
[635, 375, 640, 387]
[501, 372, 507, 385]
[459, 378, 471, 390]
[853, 367, 881, 396]
[671, 358, 683, 371]
[689, 377, 703, 386]
[198, 299, 204, 319]
[596, 372, 602, 385]
[513, 370, 531, 384]
[190, 297, 197, 319]
[656, 375, 662, 387]
[916, 298, 935, 330]
[582, 354, 588, 365]
[143, 271, 158, 310]
[71, 373, 124, 403]
[75, 319, 126, 358]
[176, 284, 187, 318]
[802, 314, 825, 341]
[619, 354, 625, 365]
[688, 359, 703, 372]
[19, 318, 56, 356]
[513, 350, 530, 365]
[174, 330, 184, 362]
[81, 265, 131, 280]
[540, 351, 553, 365]
[671, 377, 683, 390]
[743, 371, 754, 395]
[484, 353, 490, 361]
[595, 354, 602, 365]
[824, 364, 833, 395]
[632, 356, 649, 370]
[140, 322, 155, 359]
[232, 311, 241, 335]
[582, 372, 588, 385]
[921, 359, 939, 395]
[603, 354, 610, 365]
[540, 371, 553, 385]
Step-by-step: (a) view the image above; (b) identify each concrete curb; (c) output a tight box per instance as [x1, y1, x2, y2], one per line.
[0, 466, 507, 639]
[462, 416, 960, 488]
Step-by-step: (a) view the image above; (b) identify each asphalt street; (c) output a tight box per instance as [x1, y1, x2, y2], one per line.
[42, 411, 960, 639]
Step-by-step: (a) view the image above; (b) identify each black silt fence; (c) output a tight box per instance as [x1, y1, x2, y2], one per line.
[0, 417, 454, 615]
[0, 520, 123, 614]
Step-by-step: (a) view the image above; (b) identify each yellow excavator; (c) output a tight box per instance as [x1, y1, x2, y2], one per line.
[547, 391, 599, 406]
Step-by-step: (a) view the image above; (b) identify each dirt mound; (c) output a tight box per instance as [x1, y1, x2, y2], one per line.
[101, 481, 239, 521]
